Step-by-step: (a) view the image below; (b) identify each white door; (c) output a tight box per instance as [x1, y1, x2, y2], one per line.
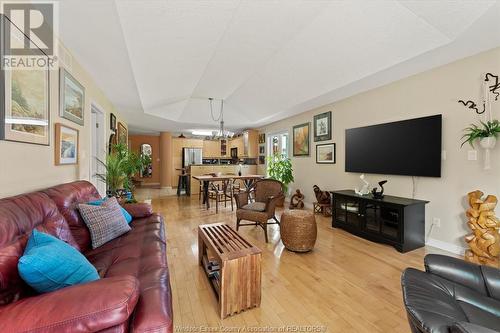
[91, 104, 106, 196]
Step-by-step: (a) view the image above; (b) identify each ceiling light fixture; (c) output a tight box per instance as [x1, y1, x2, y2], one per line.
[209, 97, 229, 139]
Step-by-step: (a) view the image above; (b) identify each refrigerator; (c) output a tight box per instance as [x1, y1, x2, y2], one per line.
[182, 148, 203, 168]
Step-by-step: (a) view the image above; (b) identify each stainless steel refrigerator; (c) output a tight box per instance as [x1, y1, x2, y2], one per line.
[182, 148, 203, 168]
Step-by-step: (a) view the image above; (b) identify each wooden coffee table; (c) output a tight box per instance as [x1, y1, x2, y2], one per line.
[198, 223, 262, 318]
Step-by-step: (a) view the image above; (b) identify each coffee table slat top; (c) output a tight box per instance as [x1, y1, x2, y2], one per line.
[199, 223, 261, 261]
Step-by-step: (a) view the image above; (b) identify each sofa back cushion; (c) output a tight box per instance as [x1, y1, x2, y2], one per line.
[43, 181, 101, 252]
[0, 191, 75, 305]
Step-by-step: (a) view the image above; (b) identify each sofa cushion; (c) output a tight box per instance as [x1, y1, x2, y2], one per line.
[0, 191, 75, 306]
[242, 202, 266, 212]
[88, 198, 133, 223]
[79, 198, 131, 249]
[18, 230, 99, 293]
[85, 214, 173, 333]
[43, 181, 102, 252]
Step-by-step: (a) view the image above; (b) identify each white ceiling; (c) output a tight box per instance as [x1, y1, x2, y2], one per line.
[57, 0, 500, 134]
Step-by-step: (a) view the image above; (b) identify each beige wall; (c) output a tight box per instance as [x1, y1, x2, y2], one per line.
[0, 41, 127, 198]
[259, 46, 500, 252]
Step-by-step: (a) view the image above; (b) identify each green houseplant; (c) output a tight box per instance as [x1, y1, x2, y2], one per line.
[96, 144, 152, 198]
[461, 120, 500, 148]
[267, 153, 294, 206]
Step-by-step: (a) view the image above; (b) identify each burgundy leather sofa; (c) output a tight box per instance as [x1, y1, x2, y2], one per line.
[0, 181, 173, 333]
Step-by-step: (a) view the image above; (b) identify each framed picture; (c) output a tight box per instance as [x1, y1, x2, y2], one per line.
[259, 145, 265, 155]
[1, 17, 50, 145]
[55, 123, 79, 165]
[316, 143, 336, 164]
[293, 122, 310, 156]
[258, 133, 266, 144]
[259, 156, 266, 164]
[110, 113, 116, 132]
[117, 122, 127, 144]
[314, 111, 332, 142]
[108, 133, 117, 154]
[60, 68, 85, 126]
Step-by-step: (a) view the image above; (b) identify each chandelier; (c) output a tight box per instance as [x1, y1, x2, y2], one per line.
[209, 97, 229, 139]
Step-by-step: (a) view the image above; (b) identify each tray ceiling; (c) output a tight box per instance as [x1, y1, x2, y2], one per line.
[58, 0, 500, 134]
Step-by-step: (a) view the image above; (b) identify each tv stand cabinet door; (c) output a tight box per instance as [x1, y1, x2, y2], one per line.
[333, 195, 361, 228]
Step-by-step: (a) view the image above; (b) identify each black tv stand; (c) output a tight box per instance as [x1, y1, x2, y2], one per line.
[331, 190, 428, 253]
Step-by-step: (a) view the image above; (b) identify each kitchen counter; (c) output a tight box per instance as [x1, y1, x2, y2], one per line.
[189, 164, 262, 196]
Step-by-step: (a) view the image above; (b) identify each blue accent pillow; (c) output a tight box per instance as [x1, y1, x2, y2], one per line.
[88, 198, 132, 223]
[18, 230, 99, 293]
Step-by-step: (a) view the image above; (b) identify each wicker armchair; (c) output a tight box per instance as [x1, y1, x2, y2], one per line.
[234, 179, 284, 242]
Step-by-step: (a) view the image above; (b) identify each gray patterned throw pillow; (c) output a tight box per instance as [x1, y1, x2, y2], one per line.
[78, 197, 131, 249]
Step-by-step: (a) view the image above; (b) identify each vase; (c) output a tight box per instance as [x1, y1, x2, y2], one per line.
[479, 137, 496, 170]
[480, 136, 497, 149]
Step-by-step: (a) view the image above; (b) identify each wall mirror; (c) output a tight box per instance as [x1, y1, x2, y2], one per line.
[140, 143, 153, 178]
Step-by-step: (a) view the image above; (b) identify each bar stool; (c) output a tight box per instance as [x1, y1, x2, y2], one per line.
[177, 174, 190, 196]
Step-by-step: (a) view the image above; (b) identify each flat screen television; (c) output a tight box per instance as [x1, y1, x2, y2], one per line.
[345, 115, 442, 177]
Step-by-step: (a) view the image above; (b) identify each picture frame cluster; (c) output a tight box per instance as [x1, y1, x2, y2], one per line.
[292, 111, 335, 164]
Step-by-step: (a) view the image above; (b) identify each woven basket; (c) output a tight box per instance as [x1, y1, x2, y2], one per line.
[280, 210, 317, 252]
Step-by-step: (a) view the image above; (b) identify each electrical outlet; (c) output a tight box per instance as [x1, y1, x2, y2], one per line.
[468, 150, 478, 161]
[433, 218, 441, 228]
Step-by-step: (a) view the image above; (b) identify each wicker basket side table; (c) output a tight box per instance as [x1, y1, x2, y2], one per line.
[280, 210, 317, 252]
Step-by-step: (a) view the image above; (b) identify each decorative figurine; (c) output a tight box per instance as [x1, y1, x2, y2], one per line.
[355, 174, 370, 196]
[464, 190, 500, 268]
[371, 180, 387, 199]
[289, 189, 305, 209]
[313, 185, 331, 204]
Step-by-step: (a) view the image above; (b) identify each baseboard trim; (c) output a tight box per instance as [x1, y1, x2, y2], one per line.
[426, 238, 466, 255]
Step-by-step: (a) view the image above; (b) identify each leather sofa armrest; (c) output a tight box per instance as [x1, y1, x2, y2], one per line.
[0, 276, 139, 333]
[424, 254, 488, 294]
[451, 322, 500, 333]
[122, 202, 153, 218]
[234, 192, 249, 209]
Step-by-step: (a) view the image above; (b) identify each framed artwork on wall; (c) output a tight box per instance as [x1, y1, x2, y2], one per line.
[0, 17, 50, 145]
[117, 122, 127, 145]
[59, 68, 85, 126]
[55, 123, 79, 165]
[258, 133, 266, 144]
[110, 113, 116, 132]
[293, 122, 310, 156]
[313, 111, 332, 142]
[316, 143, 336, 164]
[259, 156, 265, 164]
[259, 145, 265, 155]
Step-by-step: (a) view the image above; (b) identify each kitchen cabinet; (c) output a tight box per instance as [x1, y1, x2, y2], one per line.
[229, 130, 258, 158]
[203, 140, 220, 157]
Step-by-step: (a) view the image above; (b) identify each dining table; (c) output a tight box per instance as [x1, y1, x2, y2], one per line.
[192, 174, 265, 209]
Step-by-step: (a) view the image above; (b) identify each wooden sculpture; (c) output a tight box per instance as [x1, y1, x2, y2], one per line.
[313, 185, 331, 204]
[289, 189, 305, 209]
[464, 190, 500, 267]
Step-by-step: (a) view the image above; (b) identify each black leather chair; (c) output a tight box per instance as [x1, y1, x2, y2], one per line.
[401, 254, 500, 333]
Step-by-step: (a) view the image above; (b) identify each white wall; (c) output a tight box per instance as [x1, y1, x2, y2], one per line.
[259, 46, 500, 252]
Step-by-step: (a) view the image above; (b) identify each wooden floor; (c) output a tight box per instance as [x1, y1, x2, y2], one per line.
[136, 189, 451, 333]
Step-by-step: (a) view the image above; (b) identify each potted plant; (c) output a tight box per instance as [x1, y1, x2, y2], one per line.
[95, 152, 127, 198]
[267, 153, 294, 206]
[96, 144, 152, 200]
[461, 120, 500, 149]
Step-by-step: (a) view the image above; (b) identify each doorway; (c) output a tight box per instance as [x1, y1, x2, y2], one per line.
[91, 103, 106, 196]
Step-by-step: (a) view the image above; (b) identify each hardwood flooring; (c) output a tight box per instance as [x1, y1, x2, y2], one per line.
[136, 190, 452, 333]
